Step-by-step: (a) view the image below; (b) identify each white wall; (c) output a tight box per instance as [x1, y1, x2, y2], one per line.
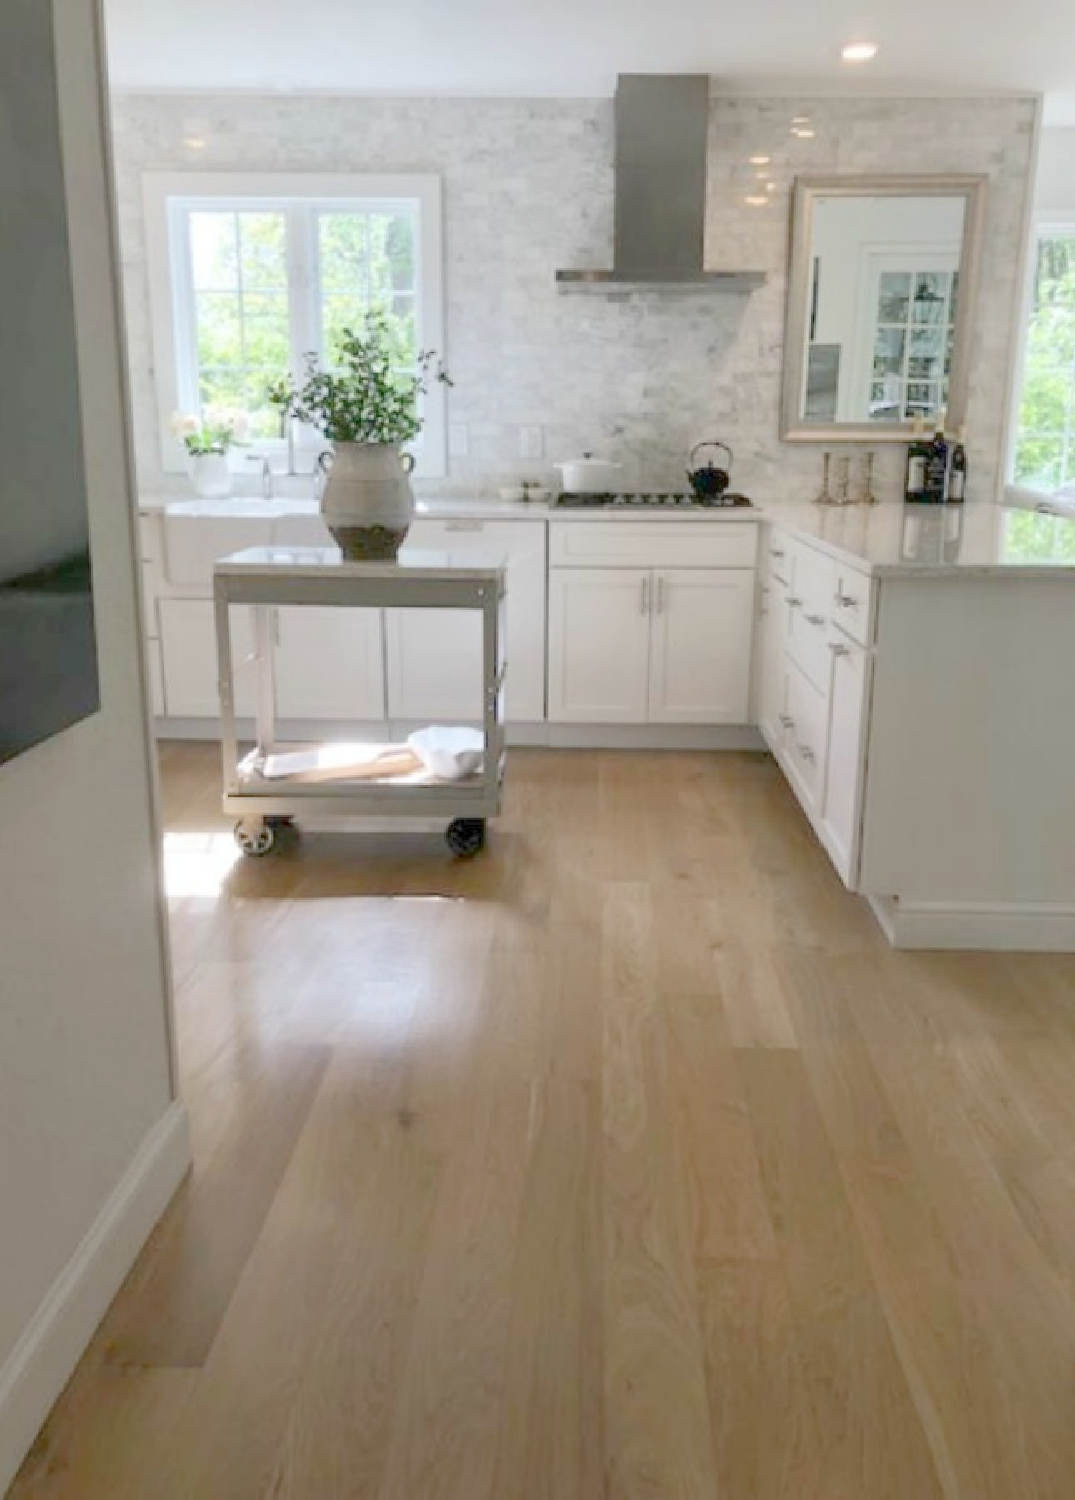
[1034, 128, 1075, 216]
[0, 2, 188, 1490]
[110, 92, 1036, 505]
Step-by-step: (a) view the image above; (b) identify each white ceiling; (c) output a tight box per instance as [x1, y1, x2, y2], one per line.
[103, 0, 1075, 123]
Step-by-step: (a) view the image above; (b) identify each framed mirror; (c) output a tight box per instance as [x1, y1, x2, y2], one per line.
[781, 175, 987, 441]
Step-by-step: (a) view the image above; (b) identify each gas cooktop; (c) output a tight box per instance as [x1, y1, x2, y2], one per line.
[554, 491, 753, 510]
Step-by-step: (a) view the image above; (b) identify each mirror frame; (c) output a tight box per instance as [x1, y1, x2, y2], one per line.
[780, 174, 988, 442]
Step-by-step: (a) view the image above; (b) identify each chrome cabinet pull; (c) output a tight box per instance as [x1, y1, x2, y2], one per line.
[656, 575, 667, 614]
[829, 641, 850, 657]
[445, 519, 484, 532]
[640, 575, 650, 615]
[771, 547, 786, 558]
[805, 612, 825, 626]
[778, 713, 794, 728]
[836, 592, 859, 608]
[798, 744, 816, 764]
[787, 596, 803, 609]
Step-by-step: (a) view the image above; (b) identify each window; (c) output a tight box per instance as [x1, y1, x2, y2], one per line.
[1011, 226, 1075, 493]
[145, 174, 445, 476]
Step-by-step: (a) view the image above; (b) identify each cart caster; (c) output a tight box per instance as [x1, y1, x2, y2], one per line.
[234, 819, 276, 857]
[445, 818, 486, 858]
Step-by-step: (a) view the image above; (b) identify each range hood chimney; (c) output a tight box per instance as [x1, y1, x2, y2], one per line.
[556, 74, 766, 293]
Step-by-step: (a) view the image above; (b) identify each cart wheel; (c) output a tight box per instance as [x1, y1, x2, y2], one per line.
[234, 820, 276, 858]
[445, 818, 486, 857]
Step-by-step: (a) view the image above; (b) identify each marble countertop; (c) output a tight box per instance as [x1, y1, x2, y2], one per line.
[761, 501, 1075, 578]
[142, 492, 761, 523]
[139, 491, 1075, 577]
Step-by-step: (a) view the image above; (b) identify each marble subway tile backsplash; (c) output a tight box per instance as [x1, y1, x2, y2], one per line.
[111, 91, 1036, 505]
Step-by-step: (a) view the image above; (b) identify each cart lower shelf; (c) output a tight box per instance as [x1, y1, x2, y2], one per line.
[226, 741, 502, 858]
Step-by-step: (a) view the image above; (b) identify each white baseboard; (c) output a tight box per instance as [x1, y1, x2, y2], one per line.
[0, 1100, 191, 1494]
[545, 724, 765, 751]
[869, 895, 1075, 952]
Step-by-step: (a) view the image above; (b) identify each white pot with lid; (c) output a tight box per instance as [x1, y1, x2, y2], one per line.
[555, 453, 622, 494]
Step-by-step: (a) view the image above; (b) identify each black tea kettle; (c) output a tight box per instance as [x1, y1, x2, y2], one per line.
[687, 441, 733, 501]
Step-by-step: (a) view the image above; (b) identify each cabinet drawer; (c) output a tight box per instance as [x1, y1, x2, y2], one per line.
[138, 514, 162, 566]
[786, 593, 832, 694]
[784, 660, 828, 811]
[832, 564, 872, 646]
[550, 520, 757, 570]
[765, 529, 793, 586]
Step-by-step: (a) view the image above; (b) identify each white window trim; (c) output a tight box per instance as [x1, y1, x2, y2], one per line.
[143, 171, 447, 478]
[1006, 210, 1075, 495]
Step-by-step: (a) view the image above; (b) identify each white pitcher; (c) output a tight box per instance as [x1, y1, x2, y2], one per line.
[318, 441, 415, 560]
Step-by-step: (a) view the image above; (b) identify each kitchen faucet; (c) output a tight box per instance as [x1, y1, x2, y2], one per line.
[246, 454, 274, 499]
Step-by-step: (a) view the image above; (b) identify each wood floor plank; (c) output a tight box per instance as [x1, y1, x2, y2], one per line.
[103, 1043, 330, 1368]
[601, 883, 718, 1500]
[739, 1046, 944, 1498]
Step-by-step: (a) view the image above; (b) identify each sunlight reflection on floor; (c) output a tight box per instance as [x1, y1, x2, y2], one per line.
[162, 830, 242, 897]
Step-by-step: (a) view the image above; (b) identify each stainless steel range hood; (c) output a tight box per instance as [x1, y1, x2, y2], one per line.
[556, 74, 766, 294]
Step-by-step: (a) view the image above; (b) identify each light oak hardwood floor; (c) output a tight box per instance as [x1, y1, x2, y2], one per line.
[12, 743, 1075, 1498]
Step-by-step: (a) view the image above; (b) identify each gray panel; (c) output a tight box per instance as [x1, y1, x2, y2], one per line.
[614, 74, 709, 277]
[0, 0, 99, 763]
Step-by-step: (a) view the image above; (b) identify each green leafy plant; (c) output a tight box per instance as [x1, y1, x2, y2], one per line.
[170, 407, 250, 455]
[268, 314, 450, 446]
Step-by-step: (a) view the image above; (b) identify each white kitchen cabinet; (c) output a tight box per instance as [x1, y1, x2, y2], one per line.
[820, 632, 870, 885]
[782, 657, 829, 812]
[756, 577, 789, 751]
[385, 518, 546, 724]
[274, 606, 384, 722]
[548, 568, 651, 722]
[648, 569, 754, 724]
[385, 607, 483, 722]
[159, 598, 255, 718]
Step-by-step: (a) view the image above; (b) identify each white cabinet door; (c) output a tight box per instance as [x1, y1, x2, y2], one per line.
[756, 579, 789, 750]
[385, 519, 546, 725]
[782, 657, 829, 814]
[648, 569, 754, 724]
[274, 607, 385, 723]
[385, 607, 483, 723]
[821, 634, 870, 887]
[159, 598, 255, 719]
[548, 568, 651, 723]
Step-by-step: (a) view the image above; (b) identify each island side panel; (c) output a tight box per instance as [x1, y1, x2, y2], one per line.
[858, 574, 1075, 907]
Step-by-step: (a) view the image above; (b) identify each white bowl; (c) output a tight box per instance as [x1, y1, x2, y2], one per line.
[407, 726, 485, 781]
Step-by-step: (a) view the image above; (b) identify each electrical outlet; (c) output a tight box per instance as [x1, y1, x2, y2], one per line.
[519, 425, 544, 460]
[448, 423, 469, 459]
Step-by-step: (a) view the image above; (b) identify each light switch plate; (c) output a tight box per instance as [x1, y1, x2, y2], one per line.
[519, 425, 544, 460]
[448, 423, 469, 458]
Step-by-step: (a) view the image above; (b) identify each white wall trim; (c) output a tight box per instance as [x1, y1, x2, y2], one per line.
[0, 1101, 191, 1494]
[868, 895, 1075, 952]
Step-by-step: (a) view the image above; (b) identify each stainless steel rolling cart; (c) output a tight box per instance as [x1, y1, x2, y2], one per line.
[212, 545, 506, 857]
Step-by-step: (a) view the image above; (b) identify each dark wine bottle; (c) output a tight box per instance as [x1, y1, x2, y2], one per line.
[948, 427, 967, 504]
[904, 417, 930, 504]
[923, 416, 949, 504]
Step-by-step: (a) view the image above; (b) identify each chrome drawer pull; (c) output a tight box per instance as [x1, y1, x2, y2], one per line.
[640, 576, 650, 615]
[798, 744, 816, 764]
[829, 641, 850, 656]
[445, 519, 484, 532]
[805, 612, 825, 626]
[771, 547, 786, 558]
[836, 592, 859, 608]
[787, 596, 803, 608]
[778, 714, 794, 728]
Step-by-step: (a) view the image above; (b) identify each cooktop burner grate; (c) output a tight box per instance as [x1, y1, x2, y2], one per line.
[553, 491, 753, 509]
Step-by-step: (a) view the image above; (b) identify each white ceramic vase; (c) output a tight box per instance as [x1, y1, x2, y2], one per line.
[319, 441, 416, 560]
[188, 451, 233, 499]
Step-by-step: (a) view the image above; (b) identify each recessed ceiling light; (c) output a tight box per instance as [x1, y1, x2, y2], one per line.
[792, 128, 816, 139]
[744, 195, 768, 207]
[183, 134, 207, 149]
[749, 155, 771, 165]
[792, 115, 810, 124]
[841, 41, 879, 62]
